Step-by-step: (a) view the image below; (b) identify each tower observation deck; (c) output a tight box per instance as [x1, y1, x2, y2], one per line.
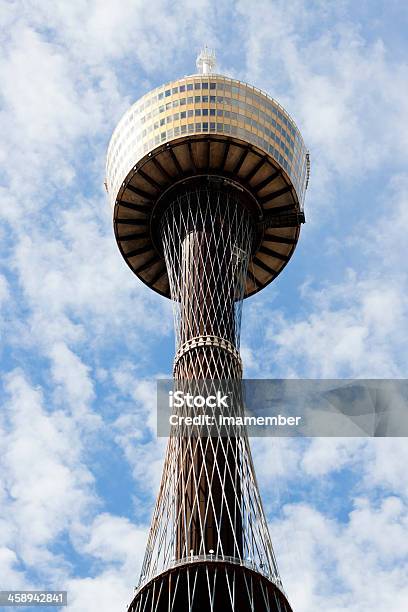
[106, 50, 309, 612]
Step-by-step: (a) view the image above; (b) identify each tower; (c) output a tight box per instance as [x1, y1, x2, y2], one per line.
[106, 50, 309, 612]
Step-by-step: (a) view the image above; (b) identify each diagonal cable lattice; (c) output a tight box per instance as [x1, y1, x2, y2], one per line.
[127, 183, 291, 612]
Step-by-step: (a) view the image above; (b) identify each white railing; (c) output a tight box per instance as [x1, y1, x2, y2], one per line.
[134, 553, 286, 598]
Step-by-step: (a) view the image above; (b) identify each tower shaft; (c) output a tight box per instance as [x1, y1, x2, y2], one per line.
[164, 183, 250, 561]
[128, 182, 291, 611]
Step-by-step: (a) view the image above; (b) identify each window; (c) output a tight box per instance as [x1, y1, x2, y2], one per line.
[187, 110, 194, 117]
[202, 122, 208, 130]
[194, 83, 201, 90]
[179, 85, 185, 92]
[180, 111, 186, 119]
[158, 92, 164, 100]
[202, 96, 208, 103]
[180, 98, 186, 105]
[165, 89, 171, 97]
[195, 122, 202, 131]
[210, 96, 216, 103]
[202, 109, 208, 116]
[195, 109, 201, 116]
[210, 109, 216, 116]
[187, 83, 193, 91]
[202, 82, 209, 89]
[187, 96, 193, 104]
[172, 87, 178, 94]
[210, 82, 216, 90]
[195, 96, 201, 103]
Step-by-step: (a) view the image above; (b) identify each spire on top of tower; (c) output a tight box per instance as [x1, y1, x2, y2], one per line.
[196, 46, 217, 74]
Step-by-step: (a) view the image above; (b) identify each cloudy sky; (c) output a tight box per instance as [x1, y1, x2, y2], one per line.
[0, 0, 408, 610]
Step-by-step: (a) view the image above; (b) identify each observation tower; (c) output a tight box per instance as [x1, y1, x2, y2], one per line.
[106, 48, 309, 612]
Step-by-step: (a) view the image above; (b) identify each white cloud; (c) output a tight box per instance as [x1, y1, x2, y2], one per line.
[22, 0, 224, 70]
[236, 1, 408, 208]
[363, 438, 408, 500]
[66, 571, 132, 612]
[49, 342, 96, 419]
[300, 438, 366, 477]
[243, 167, 408, 379]
[0, 274, 10, 304]
[110, 368, 169, 501]
[0, 370, 97, 578]
[7, 201, 172, 365]
[0, 547, 29, 589]
[0, 368, 154, 606]
[79, 513, 147, 572]
[277, 498, 408, 612]
[268, 277, 408, 377]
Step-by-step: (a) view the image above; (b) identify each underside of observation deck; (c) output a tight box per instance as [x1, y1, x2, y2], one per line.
[114, 134, 304, 299]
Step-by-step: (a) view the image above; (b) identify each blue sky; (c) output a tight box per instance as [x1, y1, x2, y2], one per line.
[0, 1, 408, 610]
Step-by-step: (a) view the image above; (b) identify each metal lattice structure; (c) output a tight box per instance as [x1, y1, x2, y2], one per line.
[129, 180, 291, 611]
[106, 51, 309, 612]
